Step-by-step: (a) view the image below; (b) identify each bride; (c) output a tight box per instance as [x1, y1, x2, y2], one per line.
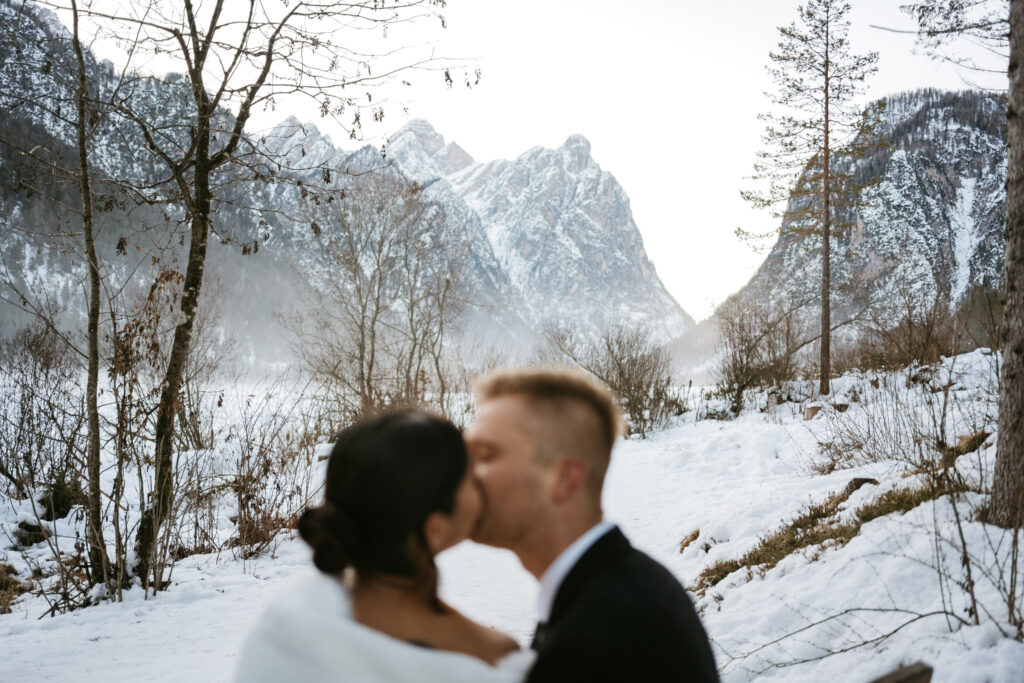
[235, 409, 530, 682]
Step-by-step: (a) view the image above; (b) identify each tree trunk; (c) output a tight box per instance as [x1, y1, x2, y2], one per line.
[71, 0, 110, 590]
[993, 0, 1024, 529]
[820, 18, 832, 397]
[134, 113, 212, 587]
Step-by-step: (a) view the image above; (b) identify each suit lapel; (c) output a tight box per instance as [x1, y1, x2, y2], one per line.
[547, 526, 631, 629]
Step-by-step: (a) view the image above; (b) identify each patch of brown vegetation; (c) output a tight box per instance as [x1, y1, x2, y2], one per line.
[694, 479, 952, 595]
[0, 563, 29, 614]
[679, 529, 700, 554]
[855, 483, 953, 524]
[14, 521, 50, 547]
[936, 430, 990, 467]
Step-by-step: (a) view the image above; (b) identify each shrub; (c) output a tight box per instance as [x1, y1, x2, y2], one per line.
[0, 563, 30, 615]
[0, 324, 85, 500]
[545, 323, 680, 437]
[714, 289, 815, 414]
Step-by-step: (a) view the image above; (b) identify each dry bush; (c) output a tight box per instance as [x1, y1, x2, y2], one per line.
[161, 374, 326, 565]
[0, 324, 85, 512]
[714, 290, 816, 414]
[545, 323, 680, 437]
[815, 356, 996, 475]
[169, 448, 227, 561]
[0, 563, 30, 614]
[225, 379, 323, 561]
[957, 282, 1004, 351]
[100, 278, 240, 592]
[853, 276, 964, 371]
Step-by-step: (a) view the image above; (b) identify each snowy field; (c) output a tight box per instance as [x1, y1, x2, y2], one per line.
[2, 350, 1024, 681]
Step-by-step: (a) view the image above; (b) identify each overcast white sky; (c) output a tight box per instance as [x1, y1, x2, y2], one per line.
[330, 0, 1005, 321]
[74, 0, 1007, 321]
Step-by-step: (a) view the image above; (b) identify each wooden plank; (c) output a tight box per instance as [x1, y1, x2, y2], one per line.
[869, 662, 933, 683]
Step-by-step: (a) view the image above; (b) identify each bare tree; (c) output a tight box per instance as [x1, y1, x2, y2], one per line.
[0, 0, 152, 594]
[545, 323, 676, 437]
[714, 289, 816, 414]
[68, 0, 112, 592]
[293, 170, 466, 421]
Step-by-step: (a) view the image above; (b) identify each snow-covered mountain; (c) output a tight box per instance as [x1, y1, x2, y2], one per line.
[0, 0, 692, 355]
[387, 119, 694, 342]
[747, 88, 1005, 320]
[672, 88, 1007, 372]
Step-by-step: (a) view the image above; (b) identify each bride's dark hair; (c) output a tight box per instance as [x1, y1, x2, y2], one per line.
[298, 409, 467, 583]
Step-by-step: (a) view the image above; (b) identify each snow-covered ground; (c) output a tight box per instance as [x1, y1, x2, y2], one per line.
[2, 350, 1023, 681]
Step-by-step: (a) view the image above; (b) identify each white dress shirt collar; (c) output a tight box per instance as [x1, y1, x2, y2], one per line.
[536, 521, 616, 622]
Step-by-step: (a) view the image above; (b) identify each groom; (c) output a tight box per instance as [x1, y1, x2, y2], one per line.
[465, 368, 719, 682]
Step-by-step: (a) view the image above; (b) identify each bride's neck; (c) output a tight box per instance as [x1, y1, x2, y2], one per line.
[350, 571, 441, 610]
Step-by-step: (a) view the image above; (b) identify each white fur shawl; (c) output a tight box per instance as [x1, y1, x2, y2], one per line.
[234, 570, 531, 683]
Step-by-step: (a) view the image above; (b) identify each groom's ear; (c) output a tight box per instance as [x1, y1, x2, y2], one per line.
[551, 456, 586, 504]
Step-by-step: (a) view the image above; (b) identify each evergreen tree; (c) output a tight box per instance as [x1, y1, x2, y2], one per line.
[742, 0, 882, 395]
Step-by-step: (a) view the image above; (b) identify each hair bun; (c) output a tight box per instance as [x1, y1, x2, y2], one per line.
[297, 503, 362, 574]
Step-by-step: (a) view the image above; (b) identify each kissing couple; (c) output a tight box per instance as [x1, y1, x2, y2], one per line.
[236, 368, 719, 682]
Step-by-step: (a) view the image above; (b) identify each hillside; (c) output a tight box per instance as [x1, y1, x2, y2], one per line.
[675, 89, 1007, 376]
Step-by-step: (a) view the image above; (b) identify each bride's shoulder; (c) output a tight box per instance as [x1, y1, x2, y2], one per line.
[447, 610, 527, 669]
[257, 567, 352, 623]
[480, 625, 521, 661]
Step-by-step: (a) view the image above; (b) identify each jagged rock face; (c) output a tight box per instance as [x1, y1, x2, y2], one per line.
[387, 119, 474, 178]
[669, 89, 1007, 378]
[390, 121, 694, 342]
[259, 119, 532, 340]
[743, 89, 1006, 325]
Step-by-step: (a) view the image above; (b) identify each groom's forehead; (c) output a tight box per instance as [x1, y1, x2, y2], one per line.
[469, 395, 540, 439]
[474, 394, 529, 426]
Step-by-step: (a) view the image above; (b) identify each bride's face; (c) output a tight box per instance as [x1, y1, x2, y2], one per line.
[425, 467, 482, 555]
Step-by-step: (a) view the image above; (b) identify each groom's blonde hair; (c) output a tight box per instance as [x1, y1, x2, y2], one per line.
[473, 366, 623, 495]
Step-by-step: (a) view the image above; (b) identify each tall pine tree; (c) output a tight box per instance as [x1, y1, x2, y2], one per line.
[742, 0, 881, 395]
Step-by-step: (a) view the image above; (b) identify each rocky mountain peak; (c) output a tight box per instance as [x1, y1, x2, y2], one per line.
[391, 118, 445, 154]
[262, 116, 343, 168]
[559, 133, 593, 173]
[386, 118, 474, 179]
[441, 129, 691, 342]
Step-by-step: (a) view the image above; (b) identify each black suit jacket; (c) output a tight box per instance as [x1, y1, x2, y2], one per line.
[526, 527, 719, 683]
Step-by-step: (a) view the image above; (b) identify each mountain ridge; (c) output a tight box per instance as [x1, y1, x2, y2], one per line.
[0, 0, 693, 358]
